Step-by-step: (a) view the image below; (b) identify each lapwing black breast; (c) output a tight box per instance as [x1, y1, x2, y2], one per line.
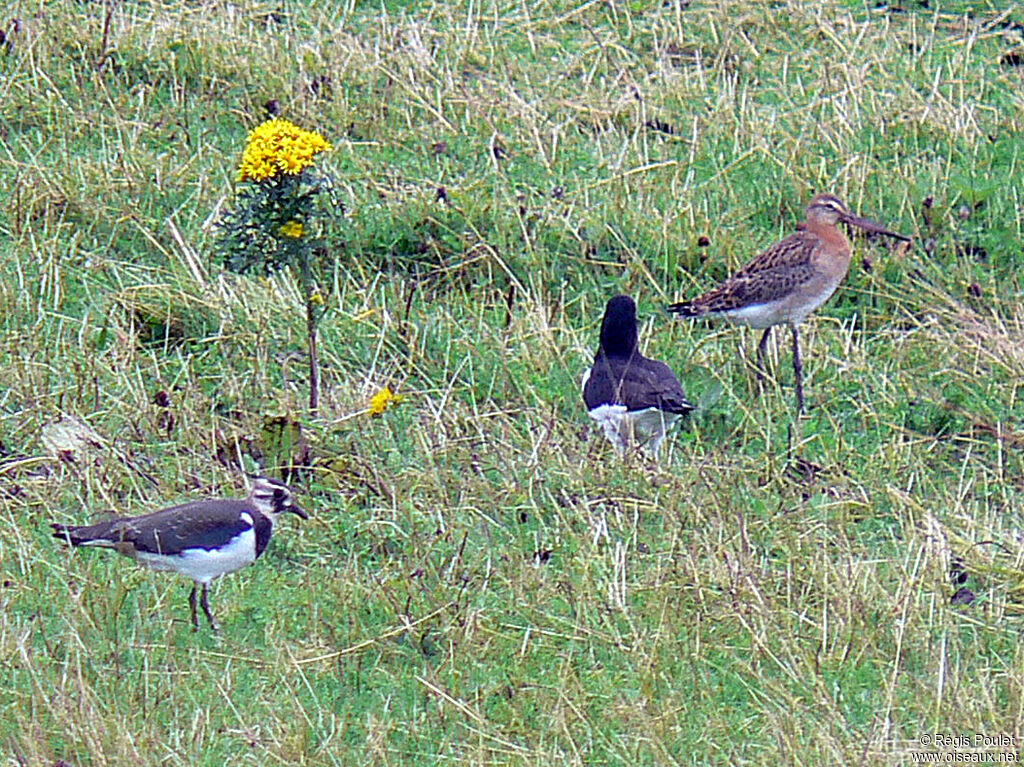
[582, 295, 694, 457]
[51, 477, 307, 632]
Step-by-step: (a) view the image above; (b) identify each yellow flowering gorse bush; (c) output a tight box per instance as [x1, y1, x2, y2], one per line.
[218, 116, 335, 273]
[238, 118, 332, 183]
[216, 115, 337, 414]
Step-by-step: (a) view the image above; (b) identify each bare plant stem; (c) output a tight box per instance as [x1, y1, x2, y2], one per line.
[300, 248, 319, 416]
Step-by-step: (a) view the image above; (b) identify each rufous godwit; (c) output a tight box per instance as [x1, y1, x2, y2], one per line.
[668, 194, 910, 412]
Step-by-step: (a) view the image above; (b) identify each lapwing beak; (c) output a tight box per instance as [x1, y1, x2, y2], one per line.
[288, 503, 309, 521]
[841, 213, 912, 242]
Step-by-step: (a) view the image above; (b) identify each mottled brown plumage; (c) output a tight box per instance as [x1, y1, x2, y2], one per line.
[668, 194, 910, 411]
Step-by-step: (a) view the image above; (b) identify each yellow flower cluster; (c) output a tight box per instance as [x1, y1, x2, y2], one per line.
[368, 386, 402, 416]
[279, 220, 304, 239]
[237, 118, 332, 183]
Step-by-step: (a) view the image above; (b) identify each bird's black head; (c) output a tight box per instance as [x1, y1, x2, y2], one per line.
[599, 295, 639, 358]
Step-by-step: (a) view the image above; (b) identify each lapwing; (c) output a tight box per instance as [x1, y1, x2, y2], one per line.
[582, 295, 695, 457]
[51, 477, 307, 632]
[667, 194, 910, 412]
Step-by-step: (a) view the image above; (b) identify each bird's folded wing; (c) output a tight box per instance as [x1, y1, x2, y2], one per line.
[109, 501, 253, 555]
[697, 259, 818, 312]
[587, 357, 694, 414]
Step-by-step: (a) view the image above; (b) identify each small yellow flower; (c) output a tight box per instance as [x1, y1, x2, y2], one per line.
[277, 152, 305, 175]
[237, 118, 332, 183]
[368, 386, 402, 416]
[279, 220, 304, 239]
[309, 290, 325, 306]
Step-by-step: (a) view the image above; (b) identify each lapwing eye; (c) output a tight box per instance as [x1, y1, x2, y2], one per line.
[273, 488, 285, 500]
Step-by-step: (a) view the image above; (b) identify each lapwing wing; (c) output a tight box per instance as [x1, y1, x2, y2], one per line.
[668, 193, 910, 412]
[51, 477, 307, 632]
[582, 295, 695, 457]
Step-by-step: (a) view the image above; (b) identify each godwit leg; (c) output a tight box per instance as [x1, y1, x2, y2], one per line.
[756, 327, 772, 386]
[791, 324, 804, 413]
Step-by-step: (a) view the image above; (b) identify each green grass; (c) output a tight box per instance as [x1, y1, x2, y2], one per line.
[3, 0, 1024, 764]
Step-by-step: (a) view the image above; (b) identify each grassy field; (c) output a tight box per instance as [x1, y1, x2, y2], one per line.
[2, 0, 1024, 764]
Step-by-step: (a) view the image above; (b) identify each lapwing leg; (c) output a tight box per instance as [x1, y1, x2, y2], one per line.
[756, 327, 772, 386]
[188, 584, 199, 631]
[200, 583, 220, 633]
[791, 324, 804, 413]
